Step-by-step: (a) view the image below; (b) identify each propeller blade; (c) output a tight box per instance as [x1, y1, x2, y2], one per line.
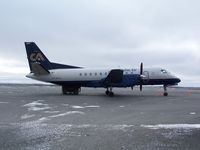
[140, 62, 143, 75]
[140, 62, 143, 91]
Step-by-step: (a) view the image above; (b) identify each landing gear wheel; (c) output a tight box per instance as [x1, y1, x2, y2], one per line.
[108, 92, 114, 97]
[163, 85, 168, 96]
[73, 91, 79, 95]
[105, 87, 114, 97]
[62, 86, 80, 95]
[62, 86, 67, 95]
[163, 92, 168, 96]
[105, 90, 109, 95]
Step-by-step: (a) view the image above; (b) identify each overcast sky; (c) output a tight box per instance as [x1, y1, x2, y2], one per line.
[0, 0, 200, 86]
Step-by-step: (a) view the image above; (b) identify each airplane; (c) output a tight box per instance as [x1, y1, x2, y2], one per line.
[25, 42, 181, 97]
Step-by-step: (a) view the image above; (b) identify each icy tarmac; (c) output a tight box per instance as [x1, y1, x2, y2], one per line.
[0, 84, 200, 150]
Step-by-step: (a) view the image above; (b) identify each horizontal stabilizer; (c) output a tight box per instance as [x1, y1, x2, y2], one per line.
[31, 62, 50, 75]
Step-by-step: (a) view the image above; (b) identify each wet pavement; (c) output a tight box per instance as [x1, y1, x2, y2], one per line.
[0, 84, 200, 150]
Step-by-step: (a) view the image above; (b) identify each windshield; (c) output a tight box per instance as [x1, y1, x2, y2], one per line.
[161, 69, 167, 74]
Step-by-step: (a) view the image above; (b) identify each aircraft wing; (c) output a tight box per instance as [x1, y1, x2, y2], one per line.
[103, 69, 123, 86]
[31, 62, 50, 75]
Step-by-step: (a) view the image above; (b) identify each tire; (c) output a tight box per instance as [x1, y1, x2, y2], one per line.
[108, 92, 114, 97]
[105, 90, 109, 95]
[73, 90, 79, 95]
[163, 92, 168, 96]
[62, 86, 80, 95]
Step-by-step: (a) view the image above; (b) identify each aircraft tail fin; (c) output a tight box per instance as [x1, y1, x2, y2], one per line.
[31, 62, 50, 75]
[25, 42, 81, 73]
[25, 42, 52, 72]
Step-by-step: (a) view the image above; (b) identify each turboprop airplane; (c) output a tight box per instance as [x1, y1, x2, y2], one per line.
[25, 42, 181, 97]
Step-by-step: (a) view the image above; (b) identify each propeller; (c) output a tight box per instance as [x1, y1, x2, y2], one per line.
[140, 62, 143, 91]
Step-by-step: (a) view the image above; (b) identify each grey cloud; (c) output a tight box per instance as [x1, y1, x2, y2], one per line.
[0, 0, 200, 85]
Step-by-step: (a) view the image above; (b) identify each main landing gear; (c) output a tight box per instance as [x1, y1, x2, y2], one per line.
[62, 86, 81, 95]
[105, 87, 114, 97]
[163, 85, 168, 96]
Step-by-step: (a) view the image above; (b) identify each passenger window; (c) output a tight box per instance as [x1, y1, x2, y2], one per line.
[89, 73, 92, 76]
[95, 73, 97, 76]
[100, 72, 102, 76]
[84, 73, 87, 76]
[80, 73, 82, 76]
[161, 69, 167, 73]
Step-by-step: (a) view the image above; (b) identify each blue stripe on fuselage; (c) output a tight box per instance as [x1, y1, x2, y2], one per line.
[50, 74, 140, 88]
[141, 78, 181, 85]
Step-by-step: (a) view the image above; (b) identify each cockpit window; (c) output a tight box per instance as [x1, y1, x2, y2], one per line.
[161, 69, 167, 73]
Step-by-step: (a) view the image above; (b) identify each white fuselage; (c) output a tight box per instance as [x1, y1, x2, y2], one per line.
[26, 67, 177, 84]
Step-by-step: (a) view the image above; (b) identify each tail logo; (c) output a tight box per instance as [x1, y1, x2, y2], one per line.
[30, 53, 45, 61]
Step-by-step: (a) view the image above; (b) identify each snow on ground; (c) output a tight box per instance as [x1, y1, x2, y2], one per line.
[71, 106, 85, 109]
[190, 112, 196, 115]
[21, 114, 35, 119]
[23, 100, 51, 111]
[141, 124, 200, 129]
[71, 105, 100, 109]
[49, 111, 85, 118]
[44, 111, 60, 114]
[85, 105, 100, 108]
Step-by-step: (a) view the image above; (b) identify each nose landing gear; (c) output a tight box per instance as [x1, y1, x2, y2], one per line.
[163, 85, 168, 96]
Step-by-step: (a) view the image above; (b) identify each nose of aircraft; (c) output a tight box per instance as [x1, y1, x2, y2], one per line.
[175, 77, 181, 83]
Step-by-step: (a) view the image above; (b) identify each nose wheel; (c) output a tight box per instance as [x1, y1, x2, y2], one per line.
[105, 87, 114, 97]
[163, 85, 168, 96]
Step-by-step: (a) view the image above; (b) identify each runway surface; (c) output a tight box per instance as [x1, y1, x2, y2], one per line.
[0, 84, 200, 150]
